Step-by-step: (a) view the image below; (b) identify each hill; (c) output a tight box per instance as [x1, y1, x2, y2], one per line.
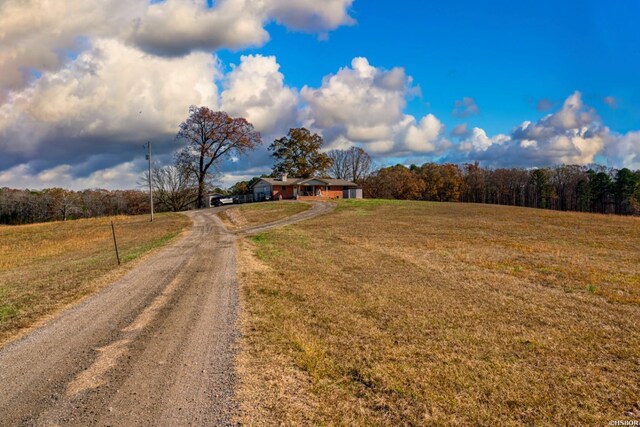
[236, 199, 640, 425]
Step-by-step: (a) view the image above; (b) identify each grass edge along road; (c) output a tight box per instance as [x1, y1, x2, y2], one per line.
[235, 199, 640, 425]
[0, 213, 190, 347]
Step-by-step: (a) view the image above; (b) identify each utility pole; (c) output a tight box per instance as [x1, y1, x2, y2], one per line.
[146, 141, 154, 222]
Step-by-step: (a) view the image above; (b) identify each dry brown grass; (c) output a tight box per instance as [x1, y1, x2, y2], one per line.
[236, 199, 640, 426]
[217, 201, 310, 230]
[0, 213, 190, 346]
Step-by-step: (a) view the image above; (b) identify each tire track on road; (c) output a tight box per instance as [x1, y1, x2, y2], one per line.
[0, 202, 334, 426]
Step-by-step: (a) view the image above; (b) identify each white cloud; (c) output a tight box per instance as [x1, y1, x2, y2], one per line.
[0, 38, 220, 167]
[216, 166, 275, 187]
[141, 0, 359, 46]
[456, 92, 610, 166]
[5, 0, 638, 193]
[546, 91, 596, 130]
[404, 114, 451, 153]
[606, 131, 640, 170]
[0, 0, 355, 97]
[300, 57, 447, 155]
[301, 57, 408, 134]
[128, 0, 269, 56]
[221, 55, 297, 136]
[264, 0, 355, 32]
[0, 161, 143, 190]
[0, 0, 144, 97]
[458, 128, 509, 152]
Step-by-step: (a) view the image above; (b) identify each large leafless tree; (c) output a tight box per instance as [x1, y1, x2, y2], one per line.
[149, 164, 198, 212]
[176, 106, 261, 208]
[327, 146, 373, 183]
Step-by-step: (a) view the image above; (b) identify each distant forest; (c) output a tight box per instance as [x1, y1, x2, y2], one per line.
[1, 163, 639, 225]
[0, 189, 152, 225]
[362, 163, 640, 215]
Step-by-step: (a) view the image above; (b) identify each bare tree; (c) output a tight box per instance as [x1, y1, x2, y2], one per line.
[0, 188, 150, 225]
[348, 147, 373, 183]
[45, 188, 80, 221]
[150, 164, 198, 212]
[327, 149, 350, 180]
[176, 106, 261, 208]
[327, 146, 373, 183]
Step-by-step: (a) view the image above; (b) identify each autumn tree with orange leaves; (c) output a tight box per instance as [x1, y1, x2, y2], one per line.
[176, 106, 261, 208]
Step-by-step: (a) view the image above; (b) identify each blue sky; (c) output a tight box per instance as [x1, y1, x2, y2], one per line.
[219, 0, 640, 135]
[0, 0, 639, 189]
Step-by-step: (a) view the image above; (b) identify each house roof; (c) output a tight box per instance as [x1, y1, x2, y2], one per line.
[251, 177, 358, 188]
[312, 178, 359, 187]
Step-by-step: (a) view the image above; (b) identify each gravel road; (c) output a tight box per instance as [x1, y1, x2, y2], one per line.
[0, 202, 333, 426]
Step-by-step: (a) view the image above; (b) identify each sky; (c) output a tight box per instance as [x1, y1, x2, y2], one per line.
[0, 0, 639, 190]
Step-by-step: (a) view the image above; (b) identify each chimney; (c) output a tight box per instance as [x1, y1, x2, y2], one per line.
[279, 173, 287, 182]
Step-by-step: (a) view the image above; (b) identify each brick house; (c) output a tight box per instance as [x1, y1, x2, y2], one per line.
[251, 174, 362, 200]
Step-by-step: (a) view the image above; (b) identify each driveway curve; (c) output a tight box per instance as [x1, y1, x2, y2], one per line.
[0, 202, 333, 426]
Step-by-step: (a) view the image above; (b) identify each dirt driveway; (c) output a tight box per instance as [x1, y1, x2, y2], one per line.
[0, 202, 333, 426]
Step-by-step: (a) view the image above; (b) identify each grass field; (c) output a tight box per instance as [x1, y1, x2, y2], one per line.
[0, 213, 190, 346]
[217, 201, 310, 230]
[236, 199, 640, 425]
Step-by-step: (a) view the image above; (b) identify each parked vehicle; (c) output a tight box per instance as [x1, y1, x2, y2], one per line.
[210, 195, 235, 207]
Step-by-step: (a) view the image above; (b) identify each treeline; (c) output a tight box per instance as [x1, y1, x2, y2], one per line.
[0, 188, 152, 225]
[363, 163, 640, 215]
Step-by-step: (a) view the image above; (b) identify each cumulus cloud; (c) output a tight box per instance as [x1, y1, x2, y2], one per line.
[452, 96, 479, 118]
[221, 55, 297, 136]
[0, 0, 141, 97]
[302, 58, 408, 133]
[128, 0, 269, 57]
[264, 0, 355, 32]
[6, 0, 640, 193]
[216, 54, 302, 181]
[458, 128, 509, 152]
[545, 91, 598, 130]
[300, 57, 448, 155]
[403, 114, 451, 154]
[456, 91, 610, 166]
[0, 39, 220, 172]
[606, 131, 640, 170]
[0, 161, 144, 190]
[0, 0, 355, 97]
[132, 0, 356, 53]
[0, 0, 358, 189]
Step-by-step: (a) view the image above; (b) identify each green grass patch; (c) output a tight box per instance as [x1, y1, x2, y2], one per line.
[251, 232, 282, 261]
[0, 304, 18, 323]
[251, 233, 270, 244]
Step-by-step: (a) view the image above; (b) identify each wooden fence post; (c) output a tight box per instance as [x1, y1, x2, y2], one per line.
[111, 221, 121, 265]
